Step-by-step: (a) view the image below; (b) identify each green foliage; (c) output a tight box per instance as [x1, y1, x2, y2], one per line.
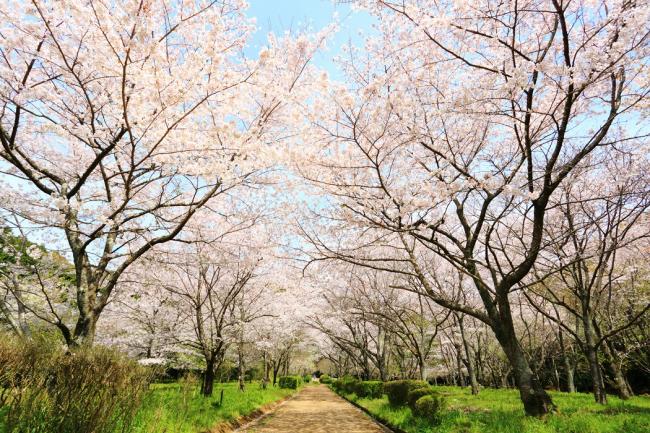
[319, 374, 332, 384]
[303, 374, 312, 383]
[332, 375, 360, 394]
[278, 376, 301, 389]
[0, 334, 152, 433]
[407, 386, 437, 410]
[354, 381, 384, 399]
[413, 394, 446, 425]
[383, 380, 429, 407]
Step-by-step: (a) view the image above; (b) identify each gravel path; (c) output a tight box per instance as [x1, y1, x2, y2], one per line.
[238, 385, 390, 433]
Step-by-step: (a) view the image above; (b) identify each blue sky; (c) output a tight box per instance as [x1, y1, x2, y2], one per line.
[246, 0, 375, 77]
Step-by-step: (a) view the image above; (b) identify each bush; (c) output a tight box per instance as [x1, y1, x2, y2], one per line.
[383, 380, 429, 406]
[331, 375, 359, 394]
[278, 375, 301, 389]
[353, 381, 384, 399]
[320, 374, 332, 384]
[341, 376, 360, 394]
[413, 394, 447, 425]
[407, 386, 437, 410]
[0, 334, 152, 433]
[303, 374, 312, 383]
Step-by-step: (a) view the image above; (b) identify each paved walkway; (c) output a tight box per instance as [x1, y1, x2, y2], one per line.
[239, 385, 390, 433]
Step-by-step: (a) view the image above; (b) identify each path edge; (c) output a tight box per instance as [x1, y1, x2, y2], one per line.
[204, 389, 300, 433]
[226, 387, 303, 433]
[333, 390, 408, 433]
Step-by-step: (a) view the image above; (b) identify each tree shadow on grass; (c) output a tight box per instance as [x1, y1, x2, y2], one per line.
[599, 405, 650, 416]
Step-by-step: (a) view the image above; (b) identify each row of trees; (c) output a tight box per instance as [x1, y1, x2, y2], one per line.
[310, 263, 649, 400]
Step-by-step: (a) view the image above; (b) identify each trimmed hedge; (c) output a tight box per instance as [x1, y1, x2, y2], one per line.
[332, 375, 359, 394]
[413, 394, 447, 425]
[407, 386, 437, 410]
[320, 374, 332, 384]
[278, 375, 301, 389]
[353, 381, 384, 399]
[383, 380, 429, 406]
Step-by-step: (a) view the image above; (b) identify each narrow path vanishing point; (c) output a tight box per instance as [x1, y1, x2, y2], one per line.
[238, 384, 391, 433]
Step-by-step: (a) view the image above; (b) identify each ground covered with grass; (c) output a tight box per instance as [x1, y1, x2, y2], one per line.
[0, 381, 296, 433]
[339, 386, 650, 433]
[130, 382, 296, 433]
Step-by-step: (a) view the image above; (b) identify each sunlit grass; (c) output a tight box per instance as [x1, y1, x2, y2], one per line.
[130, 382, 295, 433]
[341, 386, 650, 433]
[0, 381, 297, 433]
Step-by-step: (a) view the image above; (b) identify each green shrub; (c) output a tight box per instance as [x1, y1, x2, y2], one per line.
[0, 334, 152, 433]
[320, 374, 332, 384]
[303, 374, 312, 383]
[353, 381, 384, 399]
[383, 380, 428, 406]
[341, 376, 360, 394]
[407, 386, 437, 410]
[278, 375, 301, 389]
[331, 375, 359, 394]
[413, 394, 446, 425]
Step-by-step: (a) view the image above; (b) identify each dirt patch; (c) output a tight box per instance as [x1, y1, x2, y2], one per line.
[238, 385, 391, 433]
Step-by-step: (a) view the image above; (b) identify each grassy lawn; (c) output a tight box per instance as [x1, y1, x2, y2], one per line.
[130, 382, 296, 433]
[340, 386, 650, 433]
[0, 381, 298, 433]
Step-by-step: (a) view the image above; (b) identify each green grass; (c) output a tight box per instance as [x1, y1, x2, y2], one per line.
[339, 386, 650, 433]
[130, 382, 296, 433]
[0, 381, 296, 433]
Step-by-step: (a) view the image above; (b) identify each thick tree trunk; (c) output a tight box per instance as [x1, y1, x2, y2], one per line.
[70, 313, 98, 347]
[493, 322, 555, 416]
[602, 339, 631, 400]
[202, 357, 216, 397]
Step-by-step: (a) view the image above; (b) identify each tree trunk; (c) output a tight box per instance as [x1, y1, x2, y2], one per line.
[454, 343, 465, 387]
[583, 315, 607, 404]
[601, 339, 631, 400]
[459, 316, 479, 395]
[202, 357, 216, 397]
[493, 321, 555, 416]
[70, 313, 98, 347]
[417, 353, 426, 381]
[262, 352, 269, 389]
[273, 361, 281, 386]
[558, 329, 576, 393]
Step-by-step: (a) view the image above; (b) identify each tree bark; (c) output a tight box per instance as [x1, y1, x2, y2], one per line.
[602, 341, 631, 400]
[493, 321, 555, 416]
[558, 329, 576, 393]
[202, 357, 216, 397]
[583, 314, 607, 404]
[459, 315, 479, 395]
